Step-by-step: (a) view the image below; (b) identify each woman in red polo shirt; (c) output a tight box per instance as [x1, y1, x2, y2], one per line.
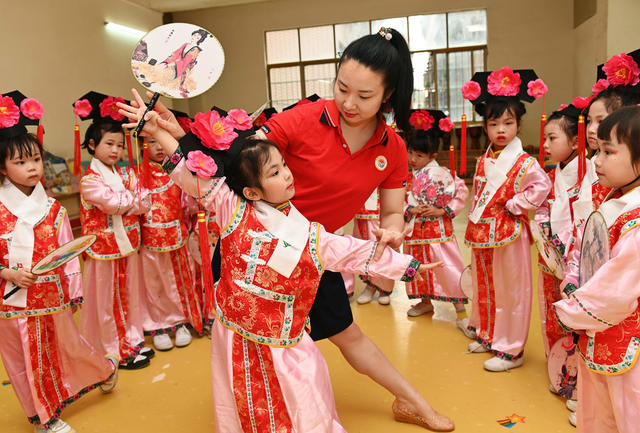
[124, 27, 454, 431]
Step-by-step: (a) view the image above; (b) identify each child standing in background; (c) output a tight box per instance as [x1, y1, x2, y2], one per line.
[462, 68, 552, 371]
[403, 110, 469, 317]
[138, 137, 203, 350]
[76, 91, 152, 370]
[0, 91, 117, 433]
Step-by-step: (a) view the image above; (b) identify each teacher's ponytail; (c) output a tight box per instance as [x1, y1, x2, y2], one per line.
[339, 27, 414, 133]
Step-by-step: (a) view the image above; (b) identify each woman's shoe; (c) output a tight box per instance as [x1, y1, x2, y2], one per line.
[391, 399, 454, 432]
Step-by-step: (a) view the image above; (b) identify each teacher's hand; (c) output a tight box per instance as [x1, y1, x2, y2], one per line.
[371, 227, 411, 261]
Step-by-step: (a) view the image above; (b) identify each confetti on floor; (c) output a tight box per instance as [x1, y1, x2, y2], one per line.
[152, 373, 166, 383]
[497, 414, 526, 428]
[2, 380, 11, 386]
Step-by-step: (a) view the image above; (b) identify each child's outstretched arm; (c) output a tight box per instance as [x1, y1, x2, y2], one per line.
[553, 228, 640, 332]
[316, 224, 442, 282]
[81, 175, 146, 216]
[505, 159, 552, 215]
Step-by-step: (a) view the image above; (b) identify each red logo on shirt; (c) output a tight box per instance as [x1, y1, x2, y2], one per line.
[375, 155, 387, 171]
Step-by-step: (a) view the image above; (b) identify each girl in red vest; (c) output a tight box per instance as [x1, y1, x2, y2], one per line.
[462, 68, 552, 372]
[76, 92, 152, 370]
[0, 92, 117, 433]
[138, 137, 203, 350]
[403, 110, 469, 318]
[119, 94, 451, 432]
[554, 106, 640, 433]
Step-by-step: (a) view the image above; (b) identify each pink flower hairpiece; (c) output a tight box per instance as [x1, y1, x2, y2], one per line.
[378, 27, 392, 41]
[572, 96, 593, 110]
[409, 110, 435, 131]
[186, 150, 218, 178]
[487, 66, 521, 97]
[99, 96, 126, 121]
[191, 110, 238, 151]
[527, 79, 548, 99]
[592, 79, 610, 96]
[226, 109, 253, 131]
[438, 117, 454, 132]
[20, 98, 43, 120]
[558, 104, 569, 110]
[602, 53, 640, 87]
[73, 99, 92, 118]
[462, 81, 481, 101]
[0, 96, 20, 128]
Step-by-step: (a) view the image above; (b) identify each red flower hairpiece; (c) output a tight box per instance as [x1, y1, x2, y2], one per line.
[226, 109, 253, 131]
[190, 110, 238, 151]
[602, 53, 640, 87]
[487, 67, 521, 97]
[592, 79, 611, 96]
[409, 110, 435, 131]
[572, 96, 593, 110]
[99, 96, 126, 121]
[186, 150, 218, 177]
[438, 117, 454, 132]
[177, 116, 193, 134]
[0, 96, 20, 128]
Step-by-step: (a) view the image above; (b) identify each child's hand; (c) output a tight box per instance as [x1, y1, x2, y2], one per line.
[134, 90, 185, 139]
[117, 89, 162, 137]
[418, 261, 444, 273]
[409, 204, 428, 215]
[419, 205, 446, 217]
[7, 268, 37, 290]
[372, 227, 412, 260]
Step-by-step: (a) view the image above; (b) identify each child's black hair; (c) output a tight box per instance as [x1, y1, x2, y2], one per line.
[225, 138, 281, 199]
[590, 86, 640, 114]
[82, 121, 124, 155]
[475, 96, 526, 125]
[598, 105, 640, 167]
[339, 28, 413, 134]
[547, 111, 579, 139]
[0, 133, 43, 182]
[407, 130, 440, 155]
[192, 29, 208, 45]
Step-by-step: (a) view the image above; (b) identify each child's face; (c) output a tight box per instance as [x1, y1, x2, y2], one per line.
[91, 131, 124, 167]
[334, 59, 387, 128]
[544, 120, 577, 164]
[485, 110, 519, 148]
[0, 146, 43, 195]
[587, 99, 608, 151]
[408, 148, 437, 171]
[245, 146, 295, 205]
[147, 138, 165, 163]
[595, 128, 639, 192]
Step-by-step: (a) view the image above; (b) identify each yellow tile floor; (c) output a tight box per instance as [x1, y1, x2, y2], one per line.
[0, 206, 576, 432]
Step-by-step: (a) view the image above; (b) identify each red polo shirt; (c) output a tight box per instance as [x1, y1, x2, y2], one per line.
[262, 99, 408, 233]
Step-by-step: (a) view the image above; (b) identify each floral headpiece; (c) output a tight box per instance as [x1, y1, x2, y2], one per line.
[72, 91, 130, 124]
[0, 90, 44, 140]
[409, 109, 453, 136]
[177, 106, 257, 178]
[594, 48, 640, 96]
[462, 67, 545, 106]
[378, 27, 392, 41]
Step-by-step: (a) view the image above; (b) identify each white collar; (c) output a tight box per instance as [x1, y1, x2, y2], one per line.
[599, 186, 640, 228]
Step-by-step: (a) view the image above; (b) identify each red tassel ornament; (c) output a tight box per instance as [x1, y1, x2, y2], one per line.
[73, 124, 82, 175]
[539, 113, 547, 167]
[36, 124, 44, 146]
[449, 144, 455, 177]
[577, 115, 586, 184]
[460, 114, 467, 175]
[126, 130, 134, 168]
[142, 139, 151, 189]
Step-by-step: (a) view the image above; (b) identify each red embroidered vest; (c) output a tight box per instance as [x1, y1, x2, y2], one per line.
[80, 167, 141, 260]
[0, 199, 71, 318]
[141, 162, 188, 252]
[577, 207, 640, 375]
[405, 174, 454, 245]
[215, 200, 323, 347]
[464, 153, 535, 248]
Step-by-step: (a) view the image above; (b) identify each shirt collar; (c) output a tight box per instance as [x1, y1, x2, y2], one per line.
[320, 100, 389, 146]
